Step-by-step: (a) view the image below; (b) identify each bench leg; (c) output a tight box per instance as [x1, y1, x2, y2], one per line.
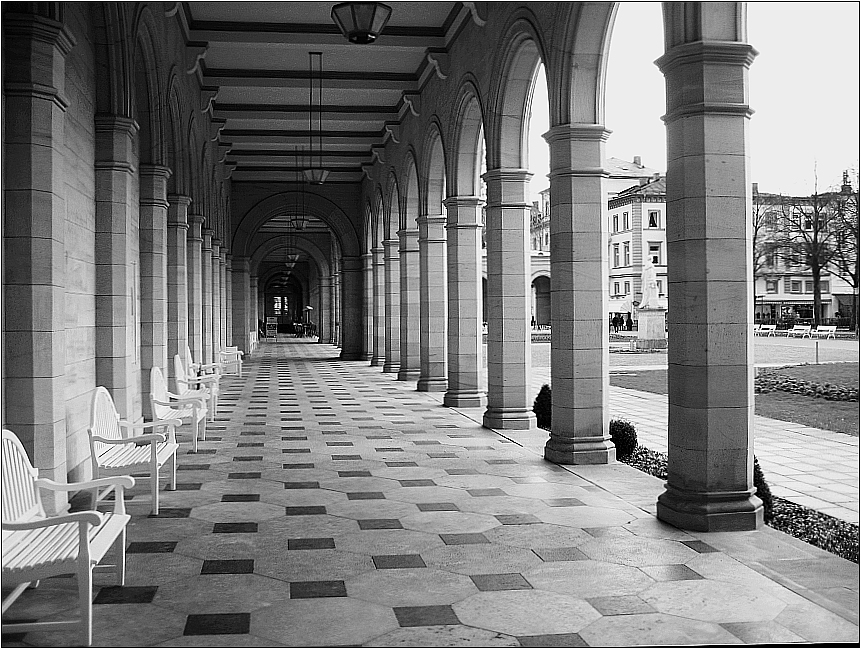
[169, 451, 177, 491]
[113, 527, 127, 586]
[78, 565, 93, 647]
[151, 468, 159, 516]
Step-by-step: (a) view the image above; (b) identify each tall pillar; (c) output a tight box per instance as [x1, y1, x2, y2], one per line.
[444, 197, 485, 407]
[225, 254, 233, 346]
[397, 229, 420, 381]
[167, 195, 190, 367]
[2, 11, 74, 493]
[340, 256, 364, 360]
[250, 275, 260, 342]
[417, 214, 447, 391]
[139, 165, 171, 419]
[94, 115, 139, 422]
[187, 214, 204, 363]
[382, 239, 400, 373]
[231, 257, 251, 353]
[220, 249, 228, 349]
[544, 125, 614, 464]
[362, 252, 373, 361]
[656, 3, 762, 531]
[371, 247, 385, 366]
[201, 229, 214, 364]
[333, 268, 342, 347]
[320, 274, 333, 344]
[482, 169, 535, 430]
[211, 237, 222, 355]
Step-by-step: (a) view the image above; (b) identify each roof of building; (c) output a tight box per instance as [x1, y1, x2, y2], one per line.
[616, 176, 666, 197]
[606, 157, 660, 178]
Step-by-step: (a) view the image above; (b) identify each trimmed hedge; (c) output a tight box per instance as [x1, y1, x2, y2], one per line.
[755, 372, 859, 402]
[609, 419, 637, 461]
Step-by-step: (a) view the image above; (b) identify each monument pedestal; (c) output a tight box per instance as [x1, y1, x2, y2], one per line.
[636, 307, 667, 350]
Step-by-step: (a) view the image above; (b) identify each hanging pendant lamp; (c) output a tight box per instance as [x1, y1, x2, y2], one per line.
[331, 2, 392, 44]
[304, 52, 329, 185]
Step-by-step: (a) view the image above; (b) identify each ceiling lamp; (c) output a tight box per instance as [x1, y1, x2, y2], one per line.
[331, 2, 392, 45]
[304, 52, 329, 185]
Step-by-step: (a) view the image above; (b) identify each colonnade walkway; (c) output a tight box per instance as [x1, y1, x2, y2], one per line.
[4, 339, 858, 647]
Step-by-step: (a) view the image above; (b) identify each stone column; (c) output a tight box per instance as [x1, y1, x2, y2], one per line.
[167, 195, 190, 366]
[225, 255, 233, 346]
[334, 268, 342, 347]
[655, 4, 761, 531]
[543, 125, 614, 464]
[231, 257, 251, 353]
[250, 275, 260, 342]
[2, 11, 74, 492]
[340, 256, 364, 360]
[398, 229, 421, 381]
[371, 247, 385, 366]
[444, 197, 485, 407]
[94, 114, 139, 422]
[362, 252, 374, 360]
[382, 239, 400, 373]
[211, 237, 222, 355]
[201, 229, 213, 364]
[187, 214, 204, 363]
[220, 249, 228, 348]
[417, 214, 447, 391]
[139, 165, 171, 419]
[320, 274, 333, 344]
[482, 169, 535, 430]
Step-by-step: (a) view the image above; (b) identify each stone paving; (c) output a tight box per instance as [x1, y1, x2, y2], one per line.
[3, 339, 858, 647]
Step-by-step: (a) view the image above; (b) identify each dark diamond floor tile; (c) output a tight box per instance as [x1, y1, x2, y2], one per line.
[445, 468, 479, 476]
[544, 498, 586, 507]
[533, 547, 588, 562]
[174, 482, 203, 491]
[284, 463, 316, 469]
[681, 540, 721, 553]
[201, 559, 255, 575]
[347, 492, 385, 500]
[467, 488, 507, 497]
[470, 573, 532, 591]
[233, 456, 263, 462]
[282, 449, 311, 454]
[213, 522, 258, 533]
[286, 506, 327, 515]
[326, 441, 353, 447]
[517, 633, 588, 647]
[240, 430, 265, 434]
[413, 441, 441, 446]
[440, 533, 489, 545]
[222, 494, 260, 503]
[228, 472, 262, 480]
[338, 470, 372, 478]
[178, 464, 210, 471]
[417, 502, 459, 512]
[284, 481, 320, 489]
[282, 436, 308, 441]
[127, 541, 177, 554]
[373, 554, 426, 569]
[358, 519, 403, 530]
[386, 461, 418, 467]
[184, 613, 251, 636]
[485, 459, 517, 465]
[290, 580, 347, 598]
[393, 605, 460, 627]
[237, 442, 264, 448]
[495, 514, 541, 525]
[427, 453, 458, 458]
[288, 537, 336, 550]
[511, 477, 547, 484]
[398, 479, 436, 487]
[332, 454, 363, 460]
[94, 586, 158, 604]
[148, 508, 191, 519]
[188, 449, 217, 455]
[376, 447, 404, 452]
[647, 564, 705, 581]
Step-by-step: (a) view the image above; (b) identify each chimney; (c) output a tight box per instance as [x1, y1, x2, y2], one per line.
[633, 156, 642, 167]
[752, 182, 759, 194]
[638, 177, 650, 186]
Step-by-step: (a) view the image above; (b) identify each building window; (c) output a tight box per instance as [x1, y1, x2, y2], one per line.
[544, 232, 549, 246]
[657, 280, 664, 296]
[648, 242, 661, 265]
[613, 282, 620, 296]
[613, 244, 620, 268]
[805, 280, 814, 293]
[274, 296, 282, 314]
[623, 242, 630, 266]
[623, 212, 630, 230]
[765, 280, 778, 294]
[791, 280, 802, 294]
[624, 281, 630, 295]
[822, 281, 830, 293]
[612, 214, 619, 233]
[648, 210, 661, 228]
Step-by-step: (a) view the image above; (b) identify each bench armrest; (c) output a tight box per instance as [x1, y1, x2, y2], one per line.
[152, 396, 205, 408]
[96, 432, 167, 445]
[36, 475, 135, 492]
[189, 374, 219, 386]
[3, 511, 103, 530]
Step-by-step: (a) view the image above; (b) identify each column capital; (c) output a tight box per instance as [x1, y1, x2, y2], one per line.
[202, 229, 213, 251]
[656, 41, 757, 76]
[94, 113, 138, 136]
[188, 214, 205, 226]
[482, 168, 533, 184]
[168, 194, 193, 208]
[543, 123, 611, 145]
[443, 196, 484, 209]
[139, 164, 172, 180]
[341, 256, 364, 272]
[2, 12, 76, 55]
[231, 256, 249, 272]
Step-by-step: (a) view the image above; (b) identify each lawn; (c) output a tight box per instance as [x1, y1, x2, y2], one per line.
[609, 363, 860, 436]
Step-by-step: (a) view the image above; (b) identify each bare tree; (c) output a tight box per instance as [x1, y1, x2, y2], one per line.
[830, 169, 860, 330]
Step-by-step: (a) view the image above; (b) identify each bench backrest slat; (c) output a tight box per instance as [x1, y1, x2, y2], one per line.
[2, 429, 44, 525]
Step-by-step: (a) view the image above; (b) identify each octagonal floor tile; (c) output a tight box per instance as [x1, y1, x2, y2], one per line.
[190, 501, 287, 523]
[400, 511, 500, 534]
[318, 476, 401, 493]
[641, 580, 787, 623]
[258, 514, 360, 538]
[174, 530, 288, 561]
[262, 488, 349, 507]
[502, 483, 594, 500]
[370, 624, 519, 647]
[387, 485, 472, 505]
[152, 573, 292, 614]
[124, 553, 204, 586]
[334, 529, 445, 555]
[537, 505, 637, 528]
[578, 612, 742, 646]
[423, 544, 543, 576]
[579, 536, 699, 566]
[455, 495, 551, 517]
[524, 561, 655, 598]
[255, 548, 374, 582]
[453, 590, 601, 636]
[347, 567, 478, 606]
[435, 474, 515, 490]
[484, 523, 592, 549]
[325, 499, 419, 520]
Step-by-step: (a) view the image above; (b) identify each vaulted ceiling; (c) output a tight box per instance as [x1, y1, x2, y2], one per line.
[182, 1, 467, 185]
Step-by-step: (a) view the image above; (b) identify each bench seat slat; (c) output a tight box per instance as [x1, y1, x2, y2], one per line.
[97, 442, 178, 469]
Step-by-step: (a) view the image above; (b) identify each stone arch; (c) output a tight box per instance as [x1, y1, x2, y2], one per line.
[187, 114, 201, 209]
[249, 234, 331, 280]
[363, 199, 376, 253]
[91, 2, 132, 116]
[164, 71, 187, 195]
[421, 121, 447, 215]
[385, 171, 401, 240]
[401, 152, 420, 232]
[373, 187, 385, 246]
[450, 77, 487, 197]
[130, 4, 165, 165]
[231, 192, 361, 259]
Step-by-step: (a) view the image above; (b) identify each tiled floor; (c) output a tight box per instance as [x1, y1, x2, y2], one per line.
[3, 339, 858, 647]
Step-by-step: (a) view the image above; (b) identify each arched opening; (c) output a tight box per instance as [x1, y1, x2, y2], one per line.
[531, 275, 550, 328]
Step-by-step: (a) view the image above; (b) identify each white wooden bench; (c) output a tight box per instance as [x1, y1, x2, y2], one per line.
[220, 346, 244, 377]
[88, 387, 180, 516]
[757, 324, 777, 336]
[150, 366, 207, 453]
[786, 325, 812, 338]
[174, 354, 219, 421]
[812, 325, 837, 339]
[2, 429, 133, 647]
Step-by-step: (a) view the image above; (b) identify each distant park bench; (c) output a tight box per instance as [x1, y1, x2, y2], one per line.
[811, 325, 837, 339]
[756, 324, 777, 336]
[785, 325, 812, 338]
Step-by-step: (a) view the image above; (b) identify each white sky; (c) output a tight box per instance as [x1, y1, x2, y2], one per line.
[528, 1, 860, 199]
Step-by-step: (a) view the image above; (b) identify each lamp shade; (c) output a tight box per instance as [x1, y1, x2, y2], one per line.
[331, 2, 392, 44]
[303, 168, 330, 185]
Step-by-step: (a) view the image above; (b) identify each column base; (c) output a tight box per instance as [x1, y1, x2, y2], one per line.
[657, 483, 764, 532]
[361, 353, 372, 361]
[417, 376, 447, 392]
[483, 408, 536, 431]
[397, 369, 420, 382]
[443, 390, 486, 408]
[382, 362, 400, 374]
[340, 351, 364, 361]
[370, 356, 384, 366]
[544, 433, 616, 464]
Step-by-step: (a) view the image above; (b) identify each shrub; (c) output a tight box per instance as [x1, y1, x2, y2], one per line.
[609, 419, 638, 460]
[753, 455, 774, 524]
[533, 384, 552, 430]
